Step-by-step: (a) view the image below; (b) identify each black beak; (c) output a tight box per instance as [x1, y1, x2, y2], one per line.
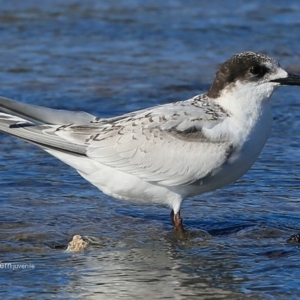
[270, 73, 300, 86]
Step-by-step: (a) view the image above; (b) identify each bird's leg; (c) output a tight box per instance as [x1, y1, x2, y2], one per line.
[170, 209, 184, 232]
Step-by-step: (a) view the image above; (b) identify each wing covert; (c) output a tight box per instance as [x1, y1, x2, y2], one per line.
[55, 96, 232, 186]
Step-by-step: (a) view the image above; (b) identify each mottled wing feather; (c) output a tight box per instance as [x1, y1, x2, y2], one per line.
[56, 97, 232, 186]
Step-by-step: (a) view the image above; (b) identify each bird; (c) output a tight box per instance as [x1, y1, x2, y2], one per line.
[0, 51, 299, 232]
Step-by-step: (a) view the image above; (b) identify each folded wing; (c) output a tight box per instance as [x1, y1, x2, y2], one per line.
[56, 100, 232, 186]
[0, 95, 232, 187]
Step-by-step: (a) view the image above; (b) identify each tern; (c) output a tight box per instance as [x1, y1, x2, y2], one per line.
[0, 51, 299, 232]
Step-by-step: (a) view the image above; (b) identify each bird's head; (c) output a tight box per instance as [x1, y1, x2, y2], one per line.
[207, 51, 300, 104]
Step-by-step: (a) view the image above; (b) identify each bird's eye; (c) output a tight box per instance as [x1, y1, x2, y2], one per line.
[249, 65, 267, 76]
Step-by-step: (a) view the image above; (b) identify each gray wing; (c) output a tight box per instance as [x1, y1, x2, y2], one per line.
[0, 96, 97, 155]
[0, 95, 232, 186]
[0, 113, 87, 155]
[0, 96, 97, 125]
[56, 99, 233, 186]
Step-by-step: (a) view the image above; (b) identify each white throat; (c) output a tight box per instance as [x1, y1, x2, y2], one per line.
[206, 81, 276, 147]
[217, 80, 276, 118]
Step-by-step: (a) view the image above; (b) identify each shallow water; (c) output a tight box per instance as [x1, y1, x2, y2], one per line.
[0, 1, 300, 299]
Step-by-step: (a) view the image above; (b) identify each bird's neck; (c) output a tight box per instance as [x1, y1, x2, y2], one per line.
[207, 82, 274, 145]
[215, 81, 274, 121]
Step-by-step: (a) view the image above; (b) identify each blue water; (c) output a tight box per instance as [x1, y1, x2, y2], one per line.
[0, 1, 300, 299]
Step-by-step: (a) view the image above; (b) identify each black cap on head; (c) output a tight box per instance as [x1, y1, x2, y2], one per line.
[207, 52, 278, 98]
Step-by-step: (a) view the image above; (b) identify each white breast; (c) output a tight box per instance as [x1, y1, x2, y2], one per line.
[185, 90, 273, 196]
